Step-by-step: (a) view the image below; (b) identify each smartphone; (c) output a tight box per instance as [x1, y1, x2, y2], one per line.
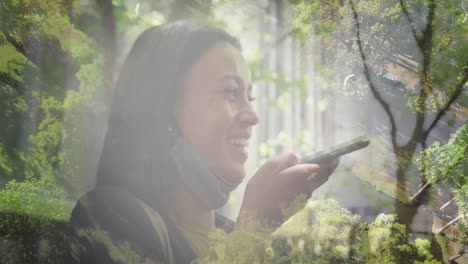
[302, 135, 370, 164]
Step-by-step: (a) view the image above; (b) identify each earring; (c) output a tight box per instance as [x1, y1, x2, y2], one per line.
[167, 124, 178, 145]
[167, 124, 177, 136]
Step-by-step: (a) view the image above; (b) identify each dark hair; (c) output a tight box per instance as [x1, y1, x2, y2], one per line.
[96, 20, 241, 210]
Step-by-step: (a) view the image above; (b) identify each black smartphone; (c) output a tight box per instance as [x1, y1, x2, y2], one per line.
[302, 135, 370, 164]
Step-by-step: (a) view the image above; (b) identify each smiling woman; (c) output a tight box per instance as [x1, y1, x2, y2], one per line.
[176, 43, 259, 184]
[66, 20, 338, 264]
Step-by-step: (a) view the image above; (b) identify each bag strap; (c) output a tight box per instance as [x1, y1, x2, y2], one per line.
[68, 186, 171, 263]
[138, 200, 176, 264]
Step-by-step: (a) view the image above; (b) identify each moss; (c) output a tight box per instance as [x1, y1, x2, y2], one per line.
[434, 234, 448, 264]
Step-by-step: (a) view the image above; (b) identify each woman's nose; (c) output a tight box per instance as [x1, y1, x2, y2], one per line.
[238, 104, 260, 127]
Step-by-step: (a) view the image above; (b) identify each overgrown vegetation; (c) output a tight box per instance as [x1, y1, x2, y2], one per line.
[197, 199, 440, 263]
[0, 0, 465, 263]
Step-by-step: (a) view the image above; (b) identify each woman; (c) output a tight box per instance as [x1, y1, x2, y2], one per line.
[67, 20, 338, 264]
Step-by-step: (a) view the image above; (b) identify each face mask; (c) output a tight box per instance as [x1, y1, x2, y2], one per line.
[169, 135, 239, 209]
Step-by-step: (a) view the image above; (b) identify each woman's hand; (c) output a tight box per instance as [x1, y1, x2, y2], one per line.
[237, 152, 339, 230]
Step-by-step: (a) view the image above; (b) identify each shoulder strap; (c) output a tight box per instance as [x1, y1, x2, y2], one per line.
[138, 199, 176, 264]
[67, 186, 170, 263]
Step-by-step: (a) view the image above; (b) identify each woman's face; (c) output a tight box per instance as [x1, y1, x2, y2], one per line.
[176, 43, 259, 185]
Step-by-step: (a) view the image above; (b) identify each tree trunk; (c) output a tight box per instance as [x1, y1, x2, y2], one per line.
[96, 0, 116, 113]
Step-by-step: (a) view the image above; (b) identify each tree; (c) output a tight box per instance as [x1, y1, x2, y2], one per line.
[289, 0, 467, 241]
[0, 1, 104, 262]
[420, 124, 468, 247]
[1, 0, 462, 262]
[0, 0, 98, 183]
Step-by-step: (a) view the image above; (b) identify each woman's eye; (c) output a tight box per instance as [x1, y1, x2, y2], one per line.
[224, 87, 240, 100]
[223, 86, 255, 102]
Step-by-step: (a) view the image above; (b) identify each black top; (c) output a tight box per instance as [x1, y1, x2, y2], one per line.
[66, 185, 234, 264]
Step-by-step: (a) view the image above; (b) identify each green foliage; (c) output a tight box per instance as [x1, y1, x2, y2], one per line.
[290, 0, 467, 110]
[290, 1, 467, 254]
[196, 228, 273, 264]
[0, 177, 71, 221]
[420, 124, 468, 188]
[276, 199, 361, 263]
[364, 214, 426, 263]
[29, 97, 64, 169]
[0, 143, 14, 177]
[0, 0, 98, 182]
[0, 0, 171, 258]
[0, 1, 105, 262]
[0, 44, 30, 157]
[279, 207, 440, 263]
[58, 57, 103, 196]
[414, 238, 438, 263]
[196, 200, 440, 263]
[0, 177, 72, 263]
[0, 0, 462, 262]
[0, 0, 110, 194]
[419, 124, 468, 244]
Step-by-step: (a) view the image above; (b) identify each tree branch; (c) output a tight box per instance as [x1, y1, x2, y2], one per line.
[399, 0, 422, 49]
[404, 0, 436, 148]
[349, 0, 399, 150]
[420, 0, 436, 50]
[418, 0, 436, 95]
[422, 62, 468, 146]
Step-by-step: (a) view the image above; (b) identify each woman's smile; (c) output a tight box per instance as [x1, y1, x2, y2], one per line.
[225, 133, 251, 163]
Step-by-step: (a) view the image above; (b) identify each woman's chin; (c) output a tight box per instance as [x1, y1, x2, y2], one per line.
[221, 166, 245, 186]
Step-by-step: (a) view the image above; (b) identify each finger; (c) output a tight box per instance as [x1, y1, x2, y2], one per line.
[280, 163, 321, 179]
[264, 152, 301, 174]
[280, 164, 322, 195]
[318, 158, 340, 175]
[307, 171, 331, 191]
[305, 159, 339, 192]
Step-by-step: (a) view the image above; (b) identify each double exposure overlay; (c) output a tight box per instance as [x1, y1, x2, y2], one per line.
[0, 0, 466, 263]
